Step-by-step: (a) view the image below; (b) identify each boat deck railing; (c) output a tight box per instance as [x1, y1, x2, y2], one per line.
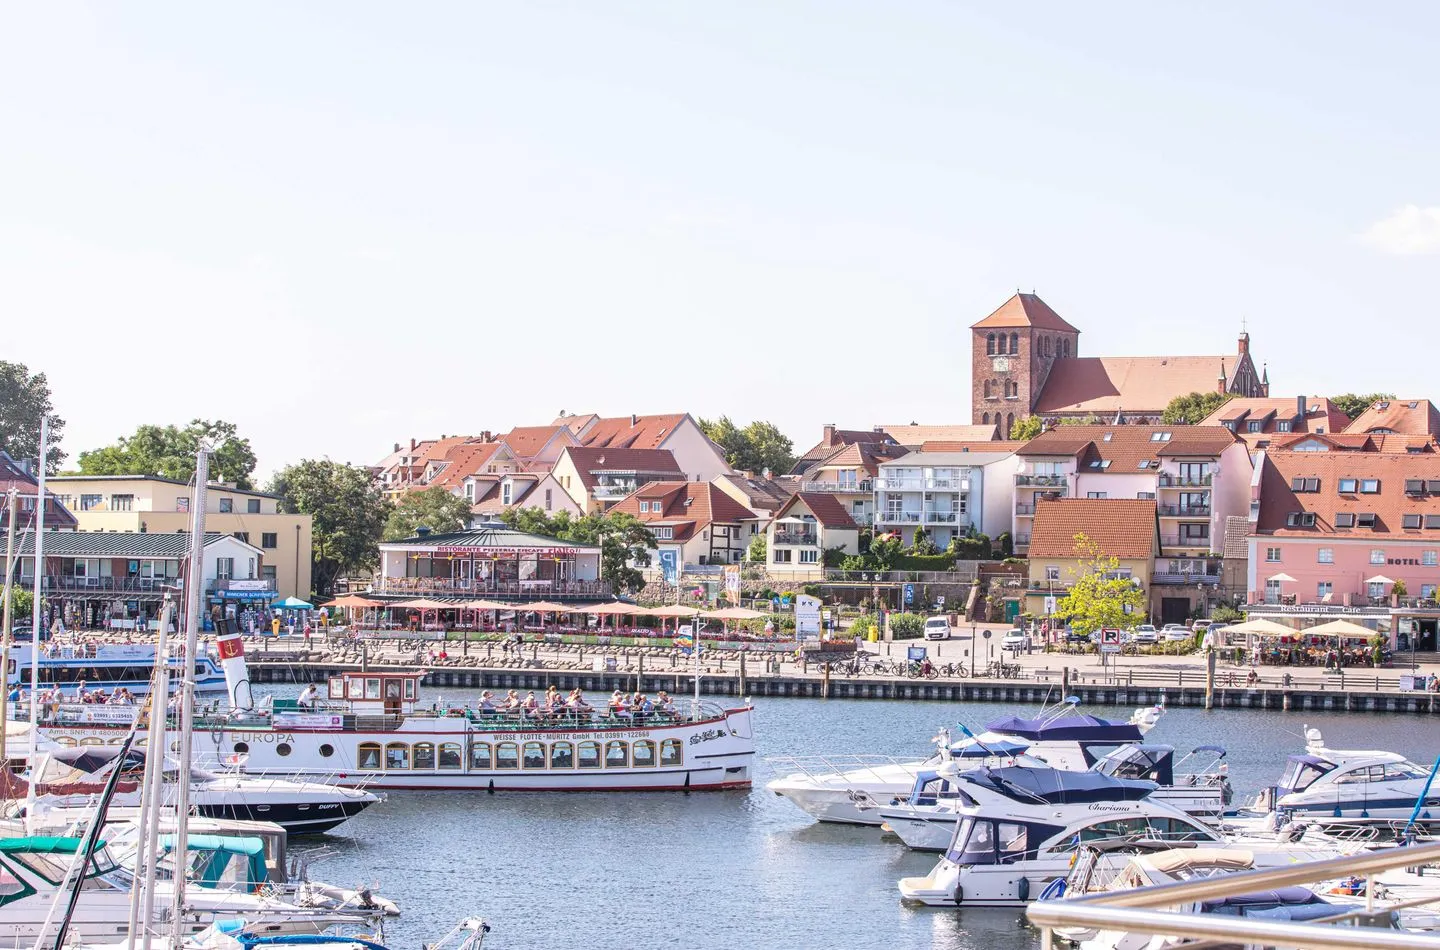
[765, 753, 924, 785]
[198, 699, 739, 734]
[1028, 840, 1440, 950]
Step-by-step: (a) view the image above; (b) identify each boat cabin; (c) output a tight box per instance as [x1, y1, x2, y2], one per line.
[326, 671, 424, 716]
[1094, 745, 1179, 786]
[958, 767, 1158, 805]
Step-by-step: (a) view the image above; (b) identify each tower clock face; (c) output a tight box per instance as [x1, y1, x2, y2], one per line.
[992, 356, 1009, 373]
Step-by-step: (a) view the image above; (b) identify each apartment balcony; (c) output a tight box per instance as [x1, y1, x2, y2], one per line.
[1152, 572, 1222, 586]
[851, 512, 874, 527]
[875, 477, 966, 491]
[800, 479, 872, 493]
[371, 577, 614, 599]
[1016, 503, 1036, 516]
[1014, 533, 1031, 546]
[877, 510, 922, 524]
[1157, 473, 1214, 488]
[39, 575, 181, 596]
[1015, 474, 1070, 487]
[1160, 535, 1211, 550]
[772, 531, 819, 547]
[1157, 505, 1211, 518]
[924, 511, 958, 524]
[591, 484, 638, 501]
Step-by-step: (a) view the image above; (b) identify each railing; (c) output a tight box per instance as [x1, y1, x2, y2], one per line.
[1160, 535, 1210, 548]
[875, 478, 966, 491]
[1151, 572, 1221, 585]
[772, 532, 818, 546]
[876, 510, 922, 523]
[1157, 504, 1211, 517]
[37, 575, 177, 594]
[800, 479, 872, 493]
[821, 566, 981, 584]
[371, 577, 613, 598]
[1157, 473, 1213, 487]
[1016, 503, 1036, 516]
[851, 512, 874, 527]
[1014, 533, 1031, 545]
[591, 484, 637, 500]
[1015, 474, 1069, 487]
[924, 511, 957, 523]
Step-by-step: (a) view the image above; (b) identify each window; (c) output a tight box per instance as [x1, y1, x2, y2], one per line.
[232, 531, 249, 544]
[604, 740, 629, 768]
[1149, 432, 1173, 442]
[262, 565, 277, 582]
[438, 743, 462, 769]
[1429, 515, 1440, 529]
[1137, 491, 1155, 500]
[1428, 481, 1440, 494]
[1426, 551, 1439, 567]
[110, 494, 134, 511]
[633, 740, 656, 768]
[261, 532, 277, 549]
[1317, 548, 1333, 564]
[469, 742, 492, 770]
[80, 494, 102, 511]
[655, 527, 673, 540]
[1317, 581, 1333, 599]
[544, 489, 553, 510]
[1357, 513, 1377, 528]
[1424, 584, 1439, 600]
[773, 549, 792, 563]
[495, 742, 519, 770]
[384, 743, 409, 770]
[639, 501, 649, 512]
[1290, 478, 1320, 493]
[1405, 514, 1423, 529]
[1247, 421, 1262, 433]
[550, 741, 575, 769]
[215, 557, 234, 580]
[501, 482, 512, 505]
[1277, 420, 1292, 432]
[1371, 549, 1386, 564]
[983, 379, 995, 400]
[1285, 512, 1316, 527]
[412, 743, 435, 770]
[1406, 480, 1426, 495]
[799, 549, 818, 564]
[1179, 523, 1209, 541]
[660, 739, 683, 767]
[358, 743, 382, 770]
[1360, 479, 1380, 494]
[246, 498, 261, 513]
[986, 332, 996, 355]
[1335, 513, 1355, 528]
[1368, 581, 1386, 599]
[522, 742, 547, 769]
[1265, 547, 1281, 562]
[218, 497, 233, 513]
[1045, 566, 1060, 583]
[1338, 478, 1358, 493]
[1086, 492, 1108, 499]
[1009, 332, 1018, 354]
[577, 740, 601, 769]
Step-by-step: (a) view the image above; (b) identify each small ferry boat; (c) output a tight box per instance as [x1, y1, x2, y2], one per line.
[7, 640, 227, 696]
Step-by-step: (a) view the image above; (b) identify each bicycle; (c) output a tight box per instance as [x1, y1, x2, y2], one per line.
[905, 661, 940, 680]
[988, 660, 1022, 679]
[940, 662, 969, 678]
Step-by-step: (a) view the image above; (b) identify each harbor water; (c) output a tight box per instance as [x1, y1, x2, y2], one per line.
[279, 692, 1440, 950]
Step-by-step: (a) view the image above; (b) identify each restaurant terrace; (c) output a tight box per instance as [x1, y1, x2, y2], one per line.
[373, 525, 607, 601]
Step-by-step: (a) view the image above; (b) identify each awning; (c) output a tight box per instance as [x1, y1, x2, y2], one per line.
[1302, 619, 1381, 640]
[270, 596, 313, 610]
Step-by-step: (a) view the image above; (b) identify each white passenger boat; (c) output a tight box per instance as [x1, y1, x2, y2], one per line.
[1245, 727, 1440, 833]
[875, 744, 1232, 851]
[767, 700, 1164, 826]
[8, 640, 227, 695]
[895, 767, 1347, 907]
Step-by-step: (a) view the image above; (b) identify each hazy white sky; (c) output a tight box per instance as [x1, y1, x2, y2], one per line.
[3, 1, 1437, 477]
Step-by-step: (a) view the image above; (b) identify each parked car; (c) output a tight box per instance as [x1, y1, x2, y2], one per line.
[1132, 624, 1158, 645]
[1001, 629, 1028, 652]
[923, 616, 952, 641]
[1162, 623, 1192, 642]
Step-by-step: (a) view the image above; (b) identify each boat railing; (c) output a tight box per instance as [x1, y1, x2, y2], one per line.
[1028, 839, 1440, 950]
[765, 753, 924, 786]
[189, 700, 740, 734]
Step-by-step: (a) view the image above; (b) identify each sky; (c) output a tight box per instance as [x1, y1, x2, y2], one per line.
[3, 1, 1437, 479]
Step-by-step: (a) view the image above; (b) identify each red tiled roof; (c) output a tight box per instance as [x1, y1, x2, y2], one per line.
[970, 293, 1080, 333]
[792, 427, 896, 472]
[809, 440, 910, 477]
[501, 425, 571, 460]
[919, 441, 1016, 454]
[575, 414, 689, 451]
[1028, 498, 1158, 559]
[881, 424, 1000, 446]
[1256, 451, 1440, 537]
[609, 481, 757, 528]
[776, 492, 859, 529]
[1345, 399, 1440, 438]
[1017, 425, 1238, 470]
[431, 442, 503, 490]
[559, 447, 682, 490]
[416, 436, 474, 466]
[1032, 356, 1236, 415]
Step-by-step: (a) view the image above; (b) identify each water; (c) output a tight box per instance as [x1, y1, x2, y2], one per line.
[277, 694, 1440, 950]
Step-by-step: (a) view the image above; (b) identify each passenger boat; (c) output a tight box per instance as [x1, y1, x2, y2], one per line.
[767, 700, 1164, 826]
[873, 744, 1232, 851]
[1245, 727, 1440, 832]
[895, 766, 1346, 907]
[7, 640, 227, 695]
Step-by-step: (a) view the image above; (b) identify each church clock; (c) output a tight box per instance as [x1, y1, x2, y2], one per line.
[991, 356, 1010, 373]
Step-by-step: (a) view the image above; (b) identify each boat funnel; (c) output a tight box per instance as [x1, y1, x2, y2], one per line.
[216, 630, 254, 710]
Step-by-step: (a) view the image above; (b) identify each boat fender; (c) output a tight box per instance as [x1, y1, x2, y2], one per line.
[684, 772, 692, 793]
[1017, 878, 1030, 903]
[487, 779, 495, 795]
[952, 883, 964, 906]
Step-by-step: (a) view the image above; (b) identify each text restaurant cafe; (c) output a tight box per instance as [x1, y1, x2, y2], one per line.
[375, 527, 603, 596]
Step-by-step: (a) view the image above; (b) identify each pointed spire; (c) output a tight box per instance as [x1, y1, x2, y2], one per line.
[1262, 363, 1269, 383]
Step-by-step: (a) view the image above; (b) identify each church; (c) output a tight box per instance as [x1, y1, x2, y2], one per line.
[970, 292, 1268, 433]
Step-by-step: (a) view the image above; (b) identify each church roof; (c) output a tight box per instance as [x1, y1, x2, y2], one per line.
[971, 293, 1080, 333]
[1032, 355, 1237, 415]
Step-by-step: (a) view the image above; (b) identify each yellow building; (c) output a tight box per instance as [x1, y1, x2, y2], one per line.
[1024, 497, 1159, 620]
[48, 475, 313, 600]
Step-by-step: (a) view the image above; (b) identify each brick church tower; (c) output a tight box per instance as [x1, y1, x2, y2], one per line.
[970, 293, 1080, 433]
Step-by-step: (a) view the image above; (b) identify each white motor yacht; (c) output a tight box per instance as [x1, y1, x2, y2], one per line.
[768, 700, 1164, 826]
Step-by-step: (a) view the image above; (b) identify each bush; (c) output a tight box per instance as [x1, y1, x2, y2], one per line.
[892, 554, 956, 572]
[889, 613, 926, 639]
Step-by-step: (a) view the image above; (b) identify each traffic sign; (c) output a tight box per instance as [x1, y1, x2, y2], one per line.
[903, 583, 914, 604]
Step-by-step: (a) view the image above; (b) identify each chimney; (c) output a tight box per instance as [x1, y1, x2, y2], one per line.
[1297, 394, 1306, 418]
[393, 442, 401, 452]
[630, 414, 638, 427]
[1237, 331, 1250, 357]
[410, 438, 418, 451]
[823, 424, 836, 444]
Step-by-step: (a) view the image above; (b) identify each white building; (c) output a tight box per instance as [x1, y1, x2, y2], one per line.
[873, 450, 1017, 547]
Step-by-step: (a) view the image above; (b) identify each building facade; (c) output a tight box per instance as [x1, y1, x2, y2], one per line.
[765, 492, 860, 581]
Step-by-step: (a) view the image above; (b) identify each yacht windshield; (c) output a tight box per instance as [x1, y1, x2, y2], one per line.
[945, 820, 1032, 866]
[1278, 759, 1330, 793]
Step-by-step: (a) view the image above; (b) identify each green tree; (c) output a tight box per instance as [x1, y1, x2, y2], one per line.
[1161, 391, 1236, 425]
[1054, 533, 1147, 636]
[867, 533, 903, 569]
[3, 587, 33, 623]
[699, 416, 797, 474]
[1330, 392, 1396, 420]
[1009, 415, 1043, 441]
[747, 534, 767, 563]
[0, 361, 66, 473]
[268, 460, 392, 596]
[497, 508, 655, 592]
[77, 420, 258, 489]
[911, 526, 938, 555]
[383, 487, 474, 540]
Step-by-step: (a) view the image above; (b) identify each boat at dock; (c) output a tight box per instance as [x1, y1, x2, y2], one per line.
[7, 639, 227, 696]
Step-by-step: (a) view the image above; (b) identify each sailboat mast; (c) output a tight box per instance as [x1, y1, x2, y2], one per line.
[130, 597, 175, 950]
[0, 488, 17, 767]
[28, 415, 47, 731]
[169, 448, 208, 936]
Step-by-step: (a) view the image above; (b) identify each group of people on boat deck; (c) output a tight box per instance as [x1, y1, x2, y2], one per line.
[607, 689, 676, 719]
[24, 681, 138, 705]
[474, 686, 678, 721]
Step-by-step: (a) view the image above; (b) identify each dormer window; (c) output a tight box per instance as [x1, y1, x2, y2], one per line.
[1335, 513, 1355, 528]
[1247, 421, 1262, 433]
[1404, 514, 1423, 529]
[1276, 421, 1292, 433]
[1285, 512, 1316, 527]
[1137, 460, 1152, 470]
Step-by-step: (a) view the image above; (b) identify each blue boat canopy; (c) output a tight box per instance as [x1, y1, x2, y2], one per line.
[960, 766, 1157, 804]
[985, 714, 1143, 742]
[948, 738, 1031, 758]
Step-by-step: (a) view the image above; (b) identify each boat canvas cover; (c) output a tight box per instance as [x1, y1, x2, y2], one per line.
[961, 767, 1156, 804]
[1146, 848, 1253, 874]
[51, 745, 145, 776]
[948, 737, 1030, 758]
[1094, 745, 1176, 786]
[983, 714, 1143, 742]
[0, 837, 93, 854]
[160, 834, 267, 888]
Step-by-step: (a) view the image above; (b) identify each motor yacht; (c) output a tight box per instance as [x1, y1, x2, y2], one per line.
[768, 700, 1164, 826]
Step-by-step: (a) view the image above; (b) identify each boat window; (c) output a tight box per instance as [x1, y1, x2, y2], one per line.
[328, 677, 344, 699]
[660, 739, 683, 767]
[358, 743, 382, 769]
[1333, 765, 1382, 785]
[8, 849, 76, 885]
[347, 678, 364, 699]
[0, 859, 31, 906]
[404, 679, 417, 700]
[1383, 762, 1429, 781]
[54, 736, 77, 748]
[469, 742, 491, 770]
[1279, 759, 1330, 792]
[550, 742, 574, 769]
[1078, 817, 1153, 843]
[438, 743, 462, 770]
[522, 742, 546, 769]
[605, 740, 629, 768]
[577, 740, 601, 769]
[384, 679, 402, 701]
[319, 744, 335, 758]
[997, 823, 1029, 864]
[413, 743, 436, 770]
[633, 740, 656, 768]
[946, 818, 998, 865]
[385, 743, 410, 770]
[365, 678, 381, 700]
[495, 742, 519, 770]
[79, 737, 104, 747]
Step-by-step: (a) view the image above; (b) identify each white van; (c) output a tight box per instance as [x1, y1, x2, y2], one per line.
[923, 616, 952, 640]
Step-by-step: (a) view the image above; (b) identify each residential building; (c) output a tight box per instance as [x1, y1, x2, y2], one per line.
[1201, 395, 1350, 450]
[373, 525, 605, 600]
[498, 425, 579, 468]
[799, 440, 910, 527]
[790, 425, 899, 476]
[47, 475, 312, 600]
[554, 412, 732, 481]
[1012, 425, 1248, 618]
[1345, 399, 1440, 439]
[609, 481, 759, 573]
[712, 472, 798, 546]
[0, 451, 77, 529]
[873, 449, 1016, 548]
[1025, 498, 1160, 620]
[4, 529, 266, 626]
[1247, 450, 1440, 650]
[879, 424, 1001, 449]
[765, 493, 860, 580]
[970, 292, 1269, 430]
[550, 447, 685, 514]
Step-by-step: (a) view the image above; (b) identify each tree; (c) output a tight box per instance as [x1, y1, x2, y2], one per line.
[496, 508, 656, 593]
[747, 534, 767, 563]
[383, 487, 473, 541]
[1330, 392, 1396, 420]
[1009, 415, 1042, 441]
[1054, 533, 1147, 636]
[1161, 391, 1236, 425]
[911, 526, 938, 556]
[0, 361, 66, 473]
[699, 416, 796, 475]
[77, 420, 258, 489]
[268, 460, 392, 596]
